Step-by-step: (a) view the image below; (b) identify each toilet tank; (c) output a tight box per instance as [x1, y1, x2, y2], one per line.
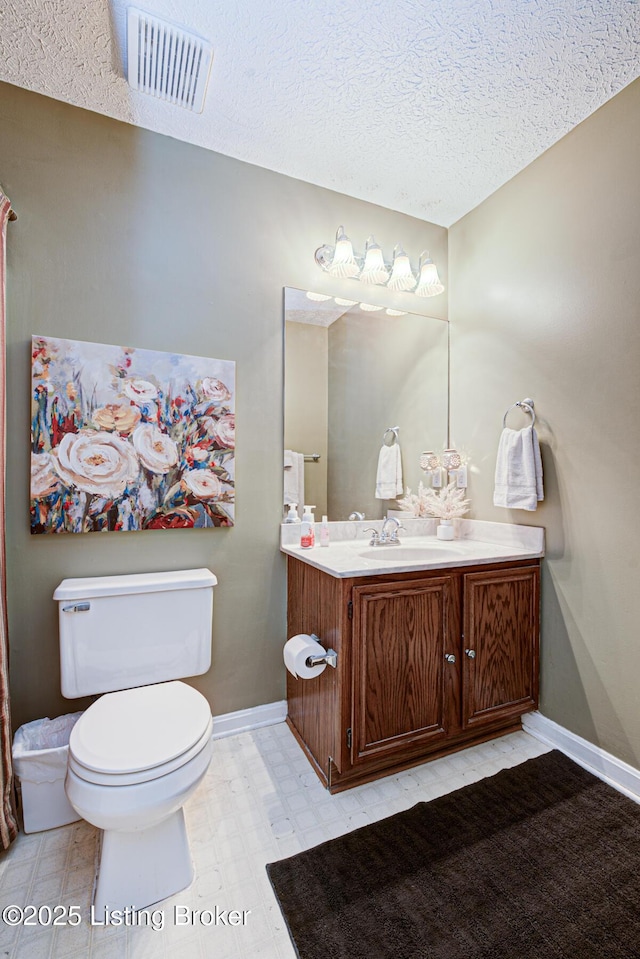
[54, 569, 217, 698]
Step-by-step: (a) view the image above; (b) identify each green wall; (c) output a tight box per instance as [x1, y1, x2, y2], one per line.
[0, 81, 447, 729]
[449, 77, 640, 768]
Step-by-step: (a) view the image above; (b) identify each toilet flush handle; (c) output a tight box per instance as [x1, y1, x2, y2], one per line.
[62, 602, 91, 613]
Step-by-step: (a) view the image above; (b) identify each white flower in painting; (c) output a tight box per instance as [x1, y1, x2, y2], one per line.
[183, 469, 222, 499]
[185, 445, 209, 465]
[201, 377, 231, 404]
[31, 452, 60, 498]
[122, 378, 158, 403]
[93, 404, 141, 435]
[51, 430, 139, 499]
[209, 413, 235, 449]
[132, 424, 179, 474]
[137, 481, 157, 513]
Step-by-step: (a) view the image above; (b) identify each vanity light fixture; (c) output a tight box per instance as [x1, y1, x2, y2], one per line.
[334, 297, 358, 306]
[315, 226, 445, 297]
[359, 303, 385, 312]
[386, 308, 408, 316]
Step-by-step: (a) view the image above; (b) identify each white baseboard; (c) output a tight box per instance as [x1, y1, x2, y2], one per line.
[522, 712, 640, 804]
[211, 700, 287, 740]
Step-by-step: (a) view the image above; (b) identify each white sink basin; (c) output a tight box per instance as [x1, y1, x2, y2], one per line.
[358, 544, 467, 562]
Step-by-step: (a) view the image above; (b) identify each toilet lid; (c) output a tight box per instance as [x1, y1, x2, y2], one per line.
[69, 680, 211, 775]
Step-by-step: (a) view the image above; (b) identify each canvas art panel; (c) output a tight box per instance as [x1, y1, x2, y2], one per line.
[30, 335, 235, 533]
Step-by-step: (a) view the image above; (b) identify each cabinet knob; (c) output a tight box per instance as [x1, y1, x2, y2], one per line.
[465, 648, 476, 659]
[444, 653, 456, 663]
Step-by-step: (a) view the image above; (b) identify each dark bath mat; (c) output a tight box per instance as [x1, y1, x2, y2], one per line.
[267, 750, 640, 959]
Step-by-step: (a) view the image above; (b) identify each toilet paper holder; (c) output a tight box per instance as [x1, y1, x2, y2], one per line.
[306, 635, 338, 669]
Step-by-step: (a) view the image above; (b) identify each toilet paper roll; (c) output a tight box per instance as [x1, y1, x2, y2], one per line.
[284, 634, 327, 680]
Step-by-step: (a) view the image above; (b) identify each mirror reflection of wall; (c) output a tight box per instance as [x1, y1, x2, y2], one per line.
[284, 288, 449, 521]
[284, 320, 329, 517]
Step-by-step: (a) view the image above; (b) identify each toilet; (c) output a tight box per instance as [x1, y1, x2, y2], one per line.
[53, 568, 217, 918]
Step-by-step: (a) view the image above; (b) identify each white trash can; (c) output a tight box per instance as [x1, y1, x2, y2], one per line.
[12, 712, 84, 833]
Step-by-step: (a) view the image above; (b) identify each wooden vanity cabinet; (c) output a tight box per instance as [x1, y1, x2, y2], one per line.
[286, 557, 539, 793]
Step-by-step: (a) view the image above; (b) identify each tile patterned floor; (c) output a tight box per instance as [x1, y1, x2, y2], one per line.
[0, 723, 551, 959]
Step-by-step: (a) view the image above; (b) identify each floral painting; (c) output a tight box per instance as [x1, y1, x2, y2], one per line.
[30, 335, 235, 533]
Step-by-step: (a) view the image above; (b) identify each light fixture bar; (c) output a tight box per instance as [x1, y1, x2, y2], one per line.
[314, 227, 444, 297]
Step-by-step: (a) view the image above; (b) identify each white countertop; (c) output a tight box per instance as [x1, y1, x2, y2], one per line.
[280, 518, 544, 579]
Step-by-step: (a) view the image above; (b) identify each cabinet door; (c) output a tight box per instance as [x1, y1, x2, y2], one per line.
[462, 566, 539, 729]
[351, 576, 459, 766]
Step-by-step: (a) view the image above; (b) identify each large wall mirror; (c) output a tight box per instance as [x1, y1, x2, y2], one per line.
[284, 287, 449, 521]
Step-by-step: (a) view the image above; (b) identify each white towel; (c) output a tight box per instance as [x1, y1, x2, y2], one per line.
[375, 443, 403, 499]
[493, 425, 543, 511]
[284, 450, 304, 515]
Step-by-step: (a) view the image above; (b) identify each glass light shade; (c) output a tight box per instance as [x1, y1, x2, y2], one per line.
[386, 308, 408, 316]
[387, 244, 416, 291]
[420, 451, 440, 472]
[334, 297, 358, 306]
[327, 225, 360, 279]
[415, 251, 445, 297]
[442, 448, 462, 470]
[359, 236, 389, 285]
[359, 302, 384, 312]
[306, 291, 332, 301]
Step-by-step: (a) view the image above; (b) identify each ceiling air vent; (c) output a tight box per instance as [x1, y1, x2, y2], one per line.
[127, 7, 213, 113]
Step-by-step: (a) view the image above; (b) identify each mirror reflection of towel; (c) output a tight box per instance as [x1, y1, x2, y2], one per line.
[375, 444, 403, 499]
[493, 425, 543, 510]
[284, 450, 304, 514]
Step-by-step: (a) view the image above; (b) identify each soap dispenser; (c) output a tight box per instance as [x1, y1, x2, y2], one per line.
[319, 515, 330, 547]
[284, 503, 301, 523]
[300, 505, 316, 548]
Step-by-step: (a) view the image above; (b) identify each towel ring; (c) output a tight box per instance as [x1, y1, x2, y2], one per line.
[383, 426, 399, 445]
[503, 398, 536, 428]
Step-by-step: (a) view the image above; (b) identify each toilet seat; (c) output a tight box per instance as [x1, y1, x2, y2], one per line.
[69, 680, 213, 787]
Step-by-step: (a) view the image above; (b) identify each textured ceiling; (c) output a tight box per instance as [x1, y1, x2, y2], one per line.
[1, 1, 639, 226]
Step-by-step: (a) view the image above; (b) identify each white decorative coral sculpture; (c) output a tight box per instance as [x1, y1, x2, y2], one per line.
[398, 480, 470, 520]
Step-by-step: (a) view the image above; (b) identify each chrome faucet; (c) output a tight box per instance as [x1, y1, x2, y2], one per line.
[380, 516, 404, 544]
[363, 518, 405, 547]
